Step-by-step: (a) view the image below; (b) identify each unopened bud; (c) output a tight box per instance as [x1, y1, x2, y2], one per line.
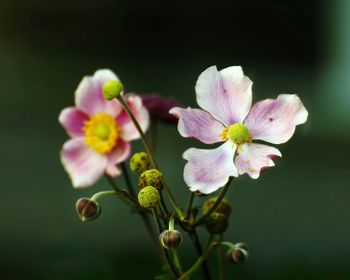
[202, 197, 232, 217]
[75, 198, 101, 222]
[206, 213, 228, 234]
[226, 248, 249, 264]
[138, 169, 164, 190]
[102, 80, 124, 100]
[130, 152, 152, 174]
[159, 230, 183, 249]
[138, 186, 160, 209]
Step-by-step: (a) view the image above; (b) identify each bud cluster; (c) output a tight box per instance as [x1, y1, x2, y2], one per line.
[202, 197, 232, 234]
[129, 152, 164, 209]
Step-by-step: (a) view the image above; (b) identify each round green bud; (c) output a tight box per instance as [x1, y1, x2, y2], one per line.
[138, 169, 164, 190]
[75, 197, 101, 222]
[159, 229, 183, 249]
[206, 213, 229, 234]
[102, 80, 124, 100]
[202, 197, 232, 217]
[130, 152, 152, 174]
[138, 186, 160, 209]
[227, 123, 252, 145]
[226, 248, 249, 264]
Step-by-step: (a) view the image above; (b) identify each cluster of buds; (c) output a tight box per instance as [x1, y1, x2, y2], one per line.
[202, 197, 232, 234]
[129, 152, 164, 209]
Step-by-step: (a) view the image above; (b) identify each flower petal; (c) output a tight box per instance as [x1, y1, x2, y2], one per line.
[235, 143, 281, 179]
[75, 69, 122, 117]
[118, 94, 150, 141]
[169, 107, 224, 144]
[58, 107, 88, 138]
[195, 66, 253, 126]
[106, 140, 131, 176]
[244, 94, 308, 144]
[60, 138, 107, 188]
[183, 141, 238, 194]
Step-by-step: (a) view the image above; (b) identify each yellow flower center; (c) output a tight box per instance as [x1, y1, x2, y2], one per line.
[221, 123, 252, 145]
[83, 113, 120, 154]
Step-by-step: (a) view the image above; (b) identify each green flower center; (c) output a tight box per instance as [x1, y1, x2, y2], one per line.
[225, 123, 252, 145]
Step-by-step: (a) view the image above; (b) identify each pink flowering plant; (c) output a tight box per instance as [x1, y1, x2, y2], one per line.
[59, 66, 308, 279]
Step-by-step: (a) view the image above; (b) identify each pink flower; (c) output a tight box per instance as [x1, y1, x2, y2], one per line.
[59, 69, 149, 188]
[170, 66, 308, 194]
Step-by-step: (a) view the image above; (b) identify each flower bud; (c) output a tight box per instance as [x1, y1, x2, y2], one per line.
[159, 230, 183, 249]
[138, 186, 160, 209]
[138, 169, 164, 190]
[202, 197, 232, 217]
[206, 213, 228, 234]
[75, 198, 101, 222]
[235, 242, 248, 251]
[130, 152, 152, 174]
[226, 248, 249, 264]
[102, 80, 124, 100]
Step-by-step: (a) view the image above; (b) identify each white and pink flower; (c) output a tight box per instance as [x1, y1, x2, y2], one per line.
[170, 66, 308, 194]
[59, 69, 149, 188]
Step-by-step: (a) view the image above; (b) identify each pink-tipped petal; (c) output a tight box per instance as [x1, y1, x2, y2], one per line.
[235, 143, 282, 179]
[58, 107, 88, 138]
[195, 66, 253, 126]
[183, 141, 238, 194]
[118, 94, 150, 141]
[244, 94, 308, 144]
[60, 138, 107, 188]
[75, 69, 122, 117]
[169, 107, 224, 144]
[106, 140, 131, 177]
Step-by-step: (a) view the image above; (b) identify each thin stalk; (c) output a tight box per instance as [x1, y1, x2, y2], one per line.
[116, 95, 183, 218]
[105, 176, 157, 244]
[218, 234, 224, 280]
[188, 230, 212, 280]
[184, 193, 195, 221]
[192, 177, 233, 227]
[179, 235, 217, 280]
[105, 175, 139, 208]
[120, 162, 136, 197]
[152, 209, 180, 278]
[90, 190, 117, 202]
[159, 192, 170, 216]
[171, 249, 183, 275]
[149, 118, 158, 154]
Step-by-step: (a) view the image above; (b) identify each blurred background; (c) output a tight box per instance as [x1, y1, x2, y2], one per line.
[1, 0, 349, 279]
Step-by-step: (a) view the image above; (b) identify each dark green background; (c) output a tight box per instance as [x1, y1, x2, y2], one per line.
[1, 0, 349, 279]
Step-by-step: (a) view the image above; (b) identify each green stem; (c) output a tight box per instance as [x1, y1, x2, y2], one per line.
[149, 117, 158, 154]
[105, 175, 139, 208]
[218, 234, 224, 280]
[171, 249, 183, 275]
[188, 230, 212, 280]
[90, 190, 117, 202]
[116, 95, 183, 219]
[152, 209, 180, 278]
[169, 214, 175, 231]
[179, 235, 217, 280]
[192, 177, 233, 227]
[120, 162, 136, 197]
[184, 193, 195, 221]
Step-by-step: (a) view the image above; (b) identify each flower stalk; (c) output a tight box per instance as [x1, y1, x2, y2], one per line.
[192, 177, 233, 227]
[116, 94, 184, 219]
